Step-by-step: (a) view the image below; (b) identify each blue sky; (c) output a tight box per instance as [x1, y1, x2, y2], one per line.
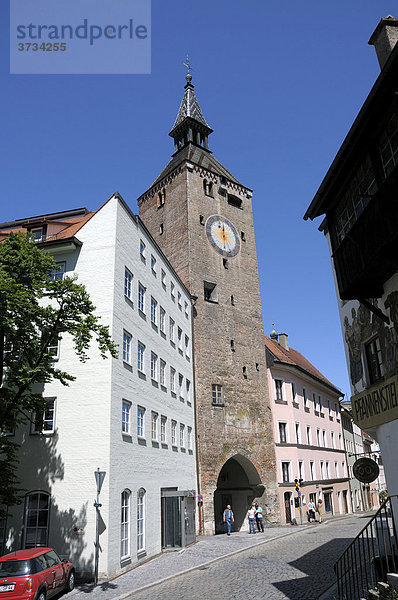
[0, 1, 394, 400]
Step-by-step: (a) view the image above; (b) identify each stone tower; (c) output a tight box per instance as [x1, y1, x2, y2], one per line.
[138, 72, 279, 532]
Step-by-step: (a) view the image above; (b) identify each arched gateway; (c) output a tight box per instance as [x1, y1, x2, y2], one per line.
[214, 454, 265, 533]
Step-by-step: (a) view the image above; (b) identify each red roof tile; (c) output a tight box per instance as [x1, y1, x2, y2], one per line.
[264, 334, 342, 395]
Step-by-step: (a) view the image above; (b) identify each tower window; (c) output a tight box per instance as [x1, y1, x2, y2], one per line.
[159, 223, 164, 235]
[212, 384, 223, 406]
[241, 232, 246, 241]
[230, 295, 235, 306]
[157, 189, 166, 208]
[243, 366, 247, 379]
[199, 215, 205, 225]
[203, 179, 213, 197]
[204, 281, 217, 303]
[223, 259, 228, 269]
[227, 194, 242, 209]
[256, 363, 259, 371]
[230, 340, 235, 352]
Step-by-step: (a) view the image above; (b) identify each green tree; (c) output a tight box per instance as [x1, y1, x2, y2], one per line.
[0, 232, 118, 518]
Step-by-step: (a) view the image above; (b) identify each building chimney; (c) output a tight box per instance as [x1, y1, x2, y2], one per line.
[368, 15, 398, 70]
[278, 333, 289, 351]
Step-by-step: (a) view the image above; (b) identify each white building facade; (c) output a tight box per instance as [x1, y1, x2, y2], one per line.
[0, 194, 197, 580]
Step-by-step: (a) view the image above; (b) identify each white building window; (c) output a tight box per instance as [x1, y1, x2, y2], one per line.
[137, 342, 145, 373]
[281, 462, 291, 483]
[160, 359, 166, 387]
[310, 461, 315, 480]
[137, 489, 145, 553]
[137, 406, 145, 438]
[161, 415, 167, 444]
[47, 336, 60, 360]
[177, 327, 183, 351]
[185, 335, 190, 358]
[178, 373, 184, 399]
[331, 431, 335, 448]
[339, 433, 343, 449]
[170, 367, 176, 393]
[124, 268, 133, 300]
[335, 461, 339, 478]
[123, 331, 132, 364]
[187, 426, 192, 450]
[169, 318, 175, 343]
[138, 283, 146, 314]
[186, 379, 191, 404]
[278, 422, 287, 443]
[122, 400, 131, 434]
[139, 240, 146, 260]
[318, 395, 323, 414]
[50, 261, 66, 281]
[275, 379, 283, 402]
[160, 307, 166, 333]
[316, 428, 320, 446]
[177, 291, 182, 310]
[151, 412, 158, 442]
[291, 382, 296, 402]
[171, 420, 177, 446]
[161, 269, 166, 287]
[151, 297, 158, 325]
[151, 352, 158, 381]
[298, 460, 304, 480]
[180, 423, 185, 448]
[23, 492, 50, 548]
[32, 398, 56, 434]
[342, 461, 347, 477]
[170, 281, 175, 301]
[184, 301, 189, 319]
[322, 430, 327, 447]
[151, 254, 157, 274]
[121, 490, 131, 559]
[320, 461, 325, 479]
[325, 461, 330, 479]
[212, 384, 223, 405]
[303, 388, 308, 408]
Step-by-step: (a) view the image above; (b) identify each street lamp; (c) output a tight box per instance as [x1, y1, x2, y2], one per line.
[94, 468, 106, 586]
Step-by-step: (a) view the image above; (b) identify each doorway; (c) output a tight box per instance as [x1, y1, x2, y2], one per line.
[214, 454, 263, 533]
[161, 490, 196, 548]
[284, 492, 292, 524]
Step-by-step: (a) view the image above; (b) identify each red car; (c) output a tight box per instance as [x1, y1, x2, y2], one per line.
[0, 547, 74, 600]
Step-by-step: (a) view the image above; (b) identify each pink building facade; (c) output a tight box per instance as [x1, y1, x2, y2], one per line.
[265, 331, 351, 524]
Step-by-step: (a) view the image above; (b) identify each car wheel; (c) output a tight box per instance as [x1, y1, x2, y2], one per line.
[36, 591, 46, 600]
[66, 570, 75, 592]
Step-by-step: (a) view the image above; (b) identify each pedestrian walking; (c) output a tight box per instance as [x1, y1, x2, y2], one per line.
[316, 498, 323, 523]
[248, 504, 256, 534]
[223, 504, 234, 536]
[308, 500, 316, 523]
[255, 503, 264, 532]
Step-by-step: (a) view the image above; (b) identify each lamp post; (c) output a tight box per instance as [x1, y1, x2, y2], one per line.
[94, 468, 106, 586]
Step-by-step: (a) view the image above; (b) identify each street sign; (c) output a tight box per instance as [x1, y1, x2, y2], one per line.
[95, 469, 106, 493]
[198, 495, 203, 502]
[353, 457, 379, 483]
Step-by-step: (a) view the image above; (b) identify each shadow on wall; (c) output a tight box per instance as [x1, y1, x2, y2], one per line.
[5, 431, 94, 583]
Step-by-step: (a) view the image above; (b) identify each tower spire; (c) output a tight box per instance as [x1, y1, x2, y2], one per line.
[169, 60, 213, 154]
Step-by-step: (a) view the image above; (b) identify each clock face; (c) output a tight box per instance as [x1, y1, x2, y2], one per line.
[205, 215, 241, 257]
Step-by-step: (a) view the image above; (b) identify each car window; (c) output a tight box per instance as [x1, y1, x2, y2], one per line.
[0, 560, 33, 576]
[44, 550, 61, 568]
[35, 555, 47, 572]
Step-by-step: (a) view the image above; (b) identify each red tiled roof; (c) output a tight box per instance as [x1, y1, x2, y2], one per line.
[0, 211, 97, 243]
[264, 335, 342, 395]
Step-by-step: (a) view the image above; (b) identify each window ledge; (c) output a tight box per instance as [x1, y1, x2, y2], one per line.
[304, 407, 310, 413]
[122, 433, 132, 440]
[274, 399, 288, 405]
[124, 296, 134, 308]
[137, 550, 147, 559]
[292, 402, 299, 409]
[204, 299, 219, 305]
[212, 402, 225, 407]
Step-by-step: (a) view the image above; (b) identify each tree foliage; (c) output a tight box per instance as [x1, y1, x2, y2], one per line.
[0, 232, 118, 518]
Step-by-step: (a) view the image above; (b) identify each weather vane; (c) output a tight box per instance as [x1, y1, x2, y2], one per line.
[183, 54, 193, 75]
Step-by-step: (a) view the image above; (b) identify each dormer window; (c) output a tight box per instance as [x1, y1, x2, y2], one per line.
[30, 228, 44, 242]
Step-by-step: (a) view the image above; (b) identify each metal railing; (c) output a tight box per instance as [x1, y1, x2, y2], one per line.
[335, 495, 398, 600]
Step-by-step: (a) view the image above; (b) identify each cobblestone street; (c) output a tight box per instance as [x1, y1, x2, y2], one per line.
[72, 513, 368, 600]
[126, 515, 366, 600]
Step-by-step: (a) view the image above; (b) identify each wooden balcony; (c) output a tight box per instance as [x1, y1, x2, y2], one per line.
[332, 170, 398, 300]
